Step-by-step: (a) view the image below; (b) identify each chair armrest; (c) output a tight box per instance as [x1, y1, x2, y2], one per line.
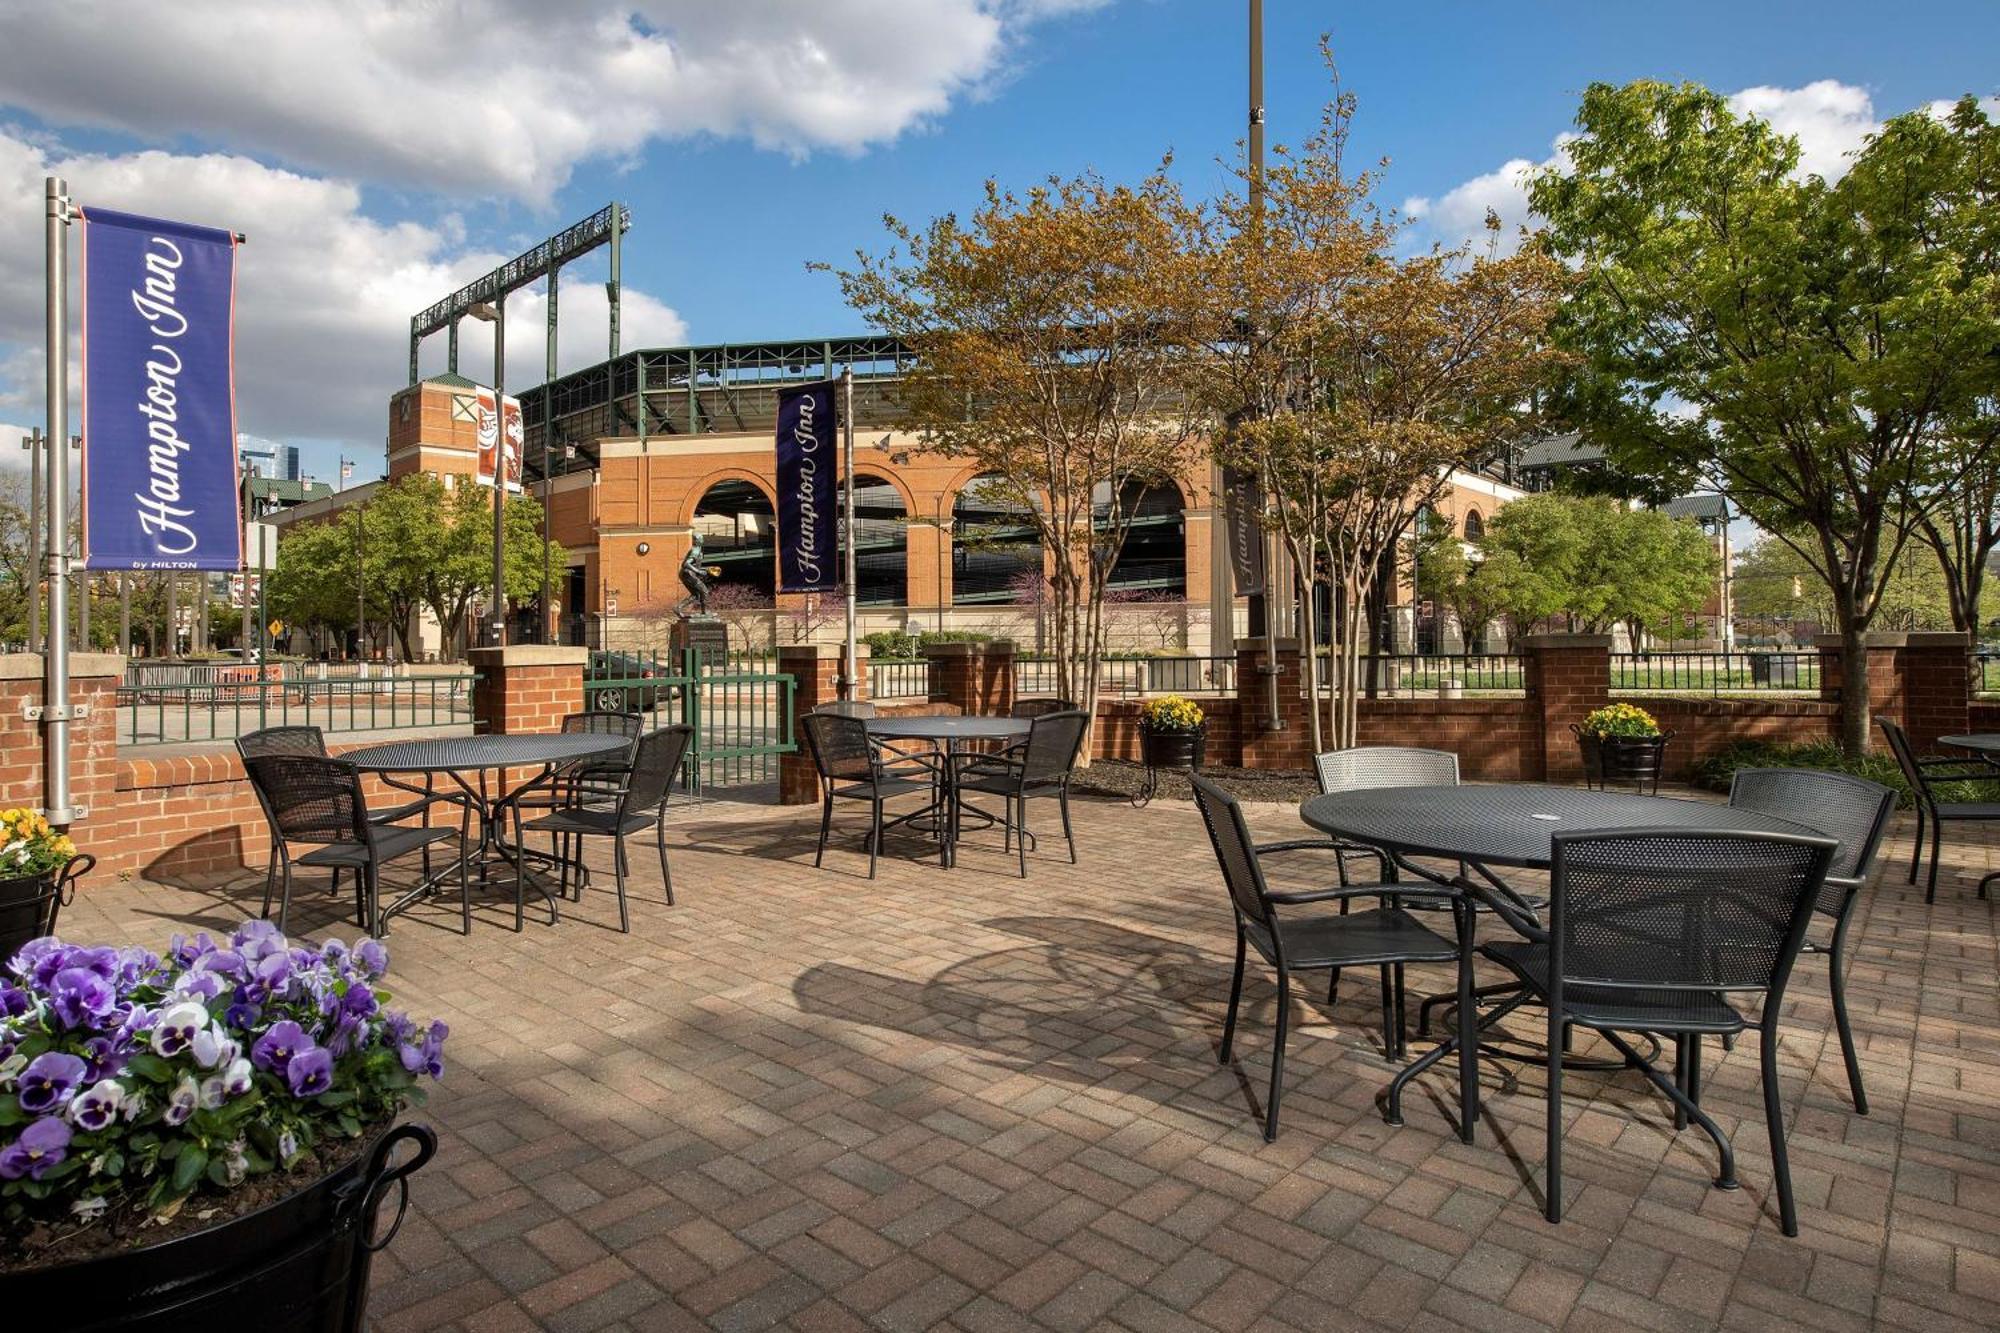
[1266, 884, 1456, 907]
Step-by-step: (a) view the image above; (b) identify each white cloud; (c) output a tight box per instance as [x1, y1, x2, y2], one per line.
[0, 131, 685, 459]
[1403, 79, 1955, 253]
[0, 0, 1102, 204]
[1726, 79, 1878, 180]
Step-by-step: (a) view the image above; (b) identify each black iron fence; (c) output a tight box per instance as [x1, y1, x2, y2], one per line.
[117, 669, 477, 748]
[1610, 651, 1820, 695]
[868, 659, 932, 700]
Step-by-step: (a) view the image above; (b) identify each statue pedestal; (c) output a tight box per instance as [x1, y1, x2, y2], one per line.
[672, 616, 730, 667]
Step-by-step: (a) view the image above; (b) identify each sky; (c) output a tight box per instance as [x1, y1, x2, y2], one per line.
[0, 0, 1993, 486]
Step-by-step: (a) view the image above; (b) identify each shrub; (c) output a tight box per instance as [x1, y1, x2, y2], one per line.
[1687, 738, 1958, 808]
[861, 629, 991, 660]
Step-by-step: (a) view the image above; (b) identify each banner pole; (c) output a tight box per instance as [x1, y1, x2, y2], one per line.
[42, 176, 74, 825]
[841, 368, 857, 700]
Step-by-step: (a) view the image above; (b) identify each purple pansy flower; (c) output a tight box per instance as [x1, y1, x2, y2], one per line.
[17, 1051, 87, 1114]
[163, 1074, 198, 1127]
[251, 1020, 310, 1074]
[341, 982, 377, 1019]
[354, 939, 388, 978]
[191, 1026, 238, 1071]
[286, 1047, 333, 1098]
[68, 1078, 125, 1132]
[0, 1117, 71, 1180]
[80, 1035, 128, 1082]
[48, 967, 116, 1030]
[150, 1001, 208, 1058]
[221, 1057, 253, 1097]
[224, 1001, 261, 1030]
[0, 983, 31, 1017]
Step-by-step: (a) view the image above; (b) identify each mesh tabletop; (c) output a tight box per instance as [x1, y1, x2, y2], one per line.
[1299, 784, 1825, 870]
[344, 733, 628, 773]
[864, 716, 1030, 742]
[1939, 734, 2000, 756]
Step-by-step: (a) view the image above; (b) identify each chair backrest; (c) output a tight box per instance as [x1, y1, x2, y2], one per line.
[1020, 710, 1090, 784]
[1874, 716, 1929, 803]
[801, 711, 875, 783]
[1314, 746, 1459, 795]
[1728, 767, 1895, 909]
[621, 725, 694, 815]
[243, 753, 369, 850]
[814, 700, 877, 719]
[1192, 774, 1276, 932]
[236, 725, 329, 762]
[1010, 698, 1076, 720]
[1548, 828, 1834, 999]
[563, 710, 644, 739]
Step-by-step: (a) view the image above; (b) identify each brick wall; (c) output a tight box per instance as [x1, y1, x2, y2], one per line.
[777, 643, 873, 805]
[467, 645, 587, 735]
[1519, 634, 1611, 782]
[923, 641, 1015, 717]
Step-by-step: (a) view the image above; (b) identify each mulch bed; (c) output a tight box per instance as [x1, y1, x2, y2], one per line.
[1070, 758, 1320, 805]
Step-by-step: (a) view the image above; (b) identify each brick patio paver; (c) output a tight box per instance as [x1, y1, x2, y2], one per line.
[58, 782, 2000, 1330]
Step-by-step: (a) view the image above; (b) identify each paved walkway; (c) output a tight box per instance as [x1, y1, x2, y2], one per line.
[63, 785, 2000, 1331]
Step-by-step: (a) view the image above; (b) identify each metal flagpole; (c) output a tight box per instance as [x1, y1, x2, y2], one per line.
[1248, 0, 1283, 735]
[841, 368, 857, 700]
[491, 297, 507, 648]
[42, 176, 75, 825]
[25, 428, 41, 653]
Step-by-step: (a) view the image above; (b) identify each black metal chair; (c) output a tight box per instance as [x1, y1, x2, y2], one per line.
[1729, 768, 1895, 1114]
[800, 711, 938, 878]
[814, 700, 877, 718]
[1876, 716, 2000, 901]
[1191, 774, 1460, 1141]
[1009, 698, 1076, 720]
[517, 725, 693, 933]
[955, 709, 1090, 876]
[243, 752, 467, 936]
[1476, 827, 1835, 1236]
[237, 725, 446, 923]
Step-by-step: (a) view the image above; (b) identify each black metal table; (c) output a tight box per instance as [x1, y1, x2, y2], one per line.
[348, 733, 629, 929]
[864, 716, 1030, 868]
[1297, 784, 1827, 1138]
[1939, 733, 2000, 757]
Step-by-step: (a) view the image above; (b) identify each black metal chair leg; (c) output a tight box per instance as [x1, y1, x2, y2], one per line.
[868, 798, 881, 879]
[1060, 786, 1076, 863]
[1545, 1004, 1564, 1224]
[1393, 963, 1408, 1058]
[1599, 1029, 1736, 1188]
[275, 857, 294, 935]
[1761, 1022, 1799, 1236]
[260, 851, 279, 921]
[1378, 966, 1395, 1057]
[458, 829, 472, 936]
[815, 793, 833, 868]
[1926, 818, 1942, 902]
[657, 808, 673, 906]
[1265, 968, 1291, 1142]
[612, 835, 631, 933]
[1828, 913, 1867, 1114]
[1673, 1036, 1691, 1131]
[1220, 925, 1246, 1064]
[1016, 795, 1029, 878]
[1909, 806, 1924, 884]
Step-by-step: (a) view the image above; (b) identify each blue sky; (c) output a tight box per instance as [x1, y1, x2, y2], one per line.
[0, 0, 1993, 483]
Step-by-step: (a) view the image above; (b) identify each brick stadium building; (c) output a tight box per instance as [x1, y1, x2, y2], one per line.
[277, 334, 1524, 657]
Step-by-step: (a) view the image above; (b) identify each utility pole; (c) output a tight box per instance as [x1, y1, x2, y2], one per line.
[491, 297, 508, 648]
[841, 368, 858, 699]
[355, 482, 367, 664]
[118, 573, 130, 657]
[1248, 0, 1284, 734]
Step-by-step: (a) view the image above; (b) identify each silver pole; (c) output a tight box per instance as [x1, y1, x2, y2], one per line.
[42, 176, 74, 824]
[25, 428, 41, 653]
[491, 296, 507, 648]
[841, 368, 857, 699]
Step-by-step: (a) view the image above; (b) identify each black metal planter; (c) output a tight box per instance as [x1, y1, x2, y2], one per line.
[1134, 728, 1206, 807]
[0, 854, 92, 963]
[1573, 726, 1674, 795]
[1, 1122, 436, 1333]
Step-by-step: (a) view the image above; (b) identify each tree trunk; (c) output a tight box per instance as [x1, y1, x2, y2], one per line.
[1838, 621, 1870, 758]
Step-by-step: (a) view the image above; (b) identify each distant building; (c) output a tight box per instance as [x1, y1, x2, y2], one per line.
[243, 475, 332, 522]
[240, 439, 302, 482]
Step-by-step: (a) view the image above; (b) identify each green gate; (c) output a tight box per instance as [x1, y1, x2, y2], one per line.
[583, 647, 796, 791]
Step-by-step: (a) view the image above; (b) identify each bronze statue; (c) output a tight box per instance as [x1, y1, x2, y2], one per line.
[674, 533, 722, 618]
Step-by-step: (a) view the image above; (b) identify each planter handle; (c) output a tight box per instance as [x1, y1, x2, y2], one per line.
[55, 853, 94, 908]
[357, 1123, 437, 1254]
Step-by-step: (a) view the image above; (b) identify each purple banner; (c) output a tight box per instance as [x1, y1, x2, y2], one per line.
[775, 379, 837, 594]
[81, 206, 241, 570]
[1223, 466, 1265, 597]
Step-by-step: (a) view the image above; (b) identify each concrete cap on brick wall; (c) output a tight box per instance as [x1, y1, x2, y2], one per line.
[0, 652, 127, 680]
[465, 645, 590, 667]
[1234, 638, 1304, 653]
[921, 640, 1014, 658]
[1812, 632, 1970, 649]
[1518, 634, 1614, 649]
[777, 643, 848, 661]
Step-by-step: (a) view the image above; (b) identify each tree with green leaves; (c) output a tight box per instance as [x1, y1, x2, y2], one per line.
[1532, 83, 2000, 755]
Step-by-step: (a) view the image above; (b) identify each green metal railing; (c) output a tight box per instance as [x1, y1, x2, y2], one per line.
[117, 671, 477, 747]
[584, 647, 796, 789]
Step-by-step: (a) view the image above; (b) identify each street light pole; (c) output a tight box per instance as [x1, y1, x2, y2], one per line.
[491, 298, 507, 648]
[841, 367, 858, 699]
[42, 175, 74, 825]
[24, 428, 41, 653]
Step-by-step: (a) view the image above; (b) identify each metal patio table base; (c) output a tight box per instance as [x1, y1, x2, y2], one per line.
[348, 733, 630, 932]
[864, 716, 1031, 869]
[1299, 783, 1824, 1141]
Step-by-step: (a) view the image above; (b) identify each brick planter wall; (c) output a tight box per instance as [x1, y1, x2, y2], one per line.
[467, 645, 588, 734]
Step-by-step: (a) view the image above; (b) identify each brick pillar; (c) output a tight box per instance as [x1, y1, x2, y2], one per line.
[778, 643, 872, 804]
[1234, 638, 1308, 770]
[1898, 631, 1970, 754]
[1815, 632, 1939, 750]
[922, 641, 1015, 716]
[466, 645, 586, 735]
[0, 653, 123, 827]
[1521, 633, 1612, 782]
